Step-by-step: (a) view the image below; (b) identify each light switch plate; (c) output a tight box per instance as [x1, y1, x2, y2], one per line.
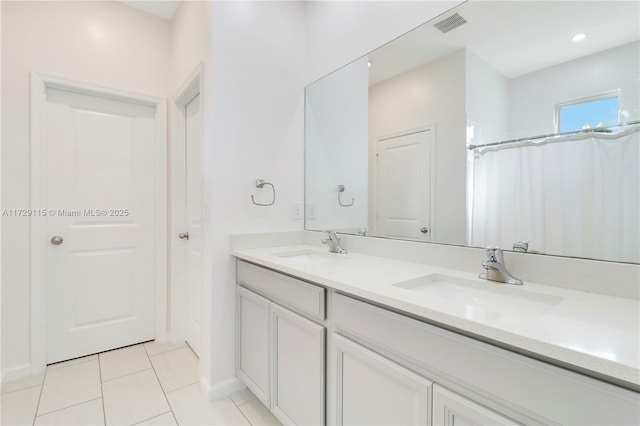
[306, 202, 317, 219]
[292, 202, 302, 220]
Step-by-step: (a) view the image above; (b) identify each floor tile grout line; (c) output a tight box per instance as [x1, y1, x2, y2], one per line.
[169, 409, 179, 425]
[145, 341, 177, 423]
[161, 380, 200, 396]
[235, 397, 258, 408]
[236, 402, 253, 426]
[144, 342, 187, 359]
[31, 367, 48, 425]
[101, 366, 154, 384]
[130, 410, 173, 425]
[98, 353, 107, 425]
[33, 397, 103, 420]
[0, 382, 43, 397]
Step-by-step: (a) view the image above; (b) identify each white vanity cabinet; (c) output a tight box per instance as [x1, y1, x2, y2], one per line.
[235, 258, 639, 426]
[331, 292, 640, 426]
[236, 261, 326, 426]
[334, 334, 432, 426]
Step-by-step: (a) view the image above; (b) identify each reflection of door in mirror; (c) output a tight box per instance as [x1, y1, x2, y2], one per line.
[374, 128, 433, 241]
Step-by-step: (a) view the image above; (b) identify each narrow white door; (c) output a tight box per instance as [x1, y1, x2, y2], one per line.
[271, 303, 325, 426]
[237, 286, 271, 407]
[45, 87, 158, 364]
[184, 94, 202, 356]
[376, 129, 433, 241]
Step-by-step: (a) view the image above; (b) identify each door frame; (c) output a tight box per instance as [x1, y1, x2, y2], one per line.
[30, 73, 168, 371]
[170, 63, 203, 343]
[372, 124, 437, 240]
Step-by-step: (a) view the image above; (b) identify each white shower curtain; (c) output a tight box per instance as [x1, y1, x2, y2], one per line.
[470, 126, 639, 263]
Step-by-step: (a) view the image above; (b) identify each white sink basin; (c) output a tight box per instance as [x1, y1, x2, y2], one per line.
[275, 250, 344, 265]
[392, 274, 563, 323]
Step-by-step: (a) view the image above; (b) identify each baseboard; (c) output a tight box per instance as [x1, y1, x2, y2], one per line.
[1, 363, 33, 388]
[199, 376, 246, 401]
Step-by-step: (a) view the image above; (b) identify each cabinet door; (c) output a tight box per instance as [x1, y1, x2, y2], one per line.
[236, 286, 271, 407]
[334, 334, 432, 426]
[432, 385, 517, 426]
[271, 303, 325, 426]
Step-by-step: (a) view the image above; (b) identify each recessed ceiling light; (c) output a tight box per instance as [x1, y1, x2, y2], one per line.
[367, 61, 373, 68]
[572, 33, 587, 42]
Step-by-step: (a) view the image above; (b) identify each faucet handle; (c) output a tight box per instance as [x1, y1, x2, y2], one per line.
[322, 230, 338, 241]
[513, 240, 530, 252]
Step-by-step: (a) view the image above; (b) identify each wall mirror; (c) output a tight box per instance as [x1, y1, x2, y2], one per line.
[305, 0, 639, 264]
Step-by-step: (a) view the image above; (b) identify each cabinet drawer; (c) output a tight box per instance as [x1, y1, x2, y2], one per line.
[237, 260, 325, 321]
[332, 292, 640, 425]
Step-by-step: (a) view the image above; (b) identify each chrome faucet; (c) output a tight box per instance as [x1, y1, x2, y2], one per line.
[481, 247, 523, 285]
[322, 230, 348, 254]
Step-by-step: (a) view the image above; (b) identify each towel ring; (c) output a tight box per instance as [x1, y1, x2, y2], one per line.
[338, 184, 354, 207]
[251, 179, 275, 206]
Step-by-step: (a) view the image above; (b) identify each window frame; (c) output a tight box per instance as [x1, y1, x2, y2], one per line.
[554, 89, 621, 133]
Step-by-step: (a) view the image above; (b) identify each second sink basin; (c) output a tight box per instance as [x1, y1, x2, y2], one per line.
[392, 273, 563, 323]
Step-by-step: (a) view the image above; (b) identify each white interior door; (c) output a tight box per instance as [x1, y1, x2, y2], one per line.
[44, 87, 158, 364]
[184, 94, 202, 356]
[376, 129, 433, 241]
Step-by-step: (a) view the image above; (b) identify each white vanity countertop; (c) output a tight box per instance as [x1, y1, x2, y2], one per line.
[232, 244, 640, 389]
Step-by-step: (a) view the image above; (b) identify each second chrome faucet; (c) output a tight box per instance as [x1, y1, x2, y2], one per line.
[481, 247, 523, 285]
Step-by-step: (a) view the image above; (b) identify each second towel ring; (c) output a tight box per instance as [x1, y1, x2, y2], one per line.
[338, 184, 354, 207]
[251, 179, 276, 206]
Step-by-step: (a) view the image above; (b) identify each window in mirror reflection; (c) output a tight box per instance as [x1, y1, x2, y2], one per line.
[557, 94, 620, 133]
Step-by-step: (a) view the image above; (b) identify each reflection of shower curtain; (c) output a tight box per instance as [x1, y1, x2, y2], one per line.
[470, 127, 639, 263]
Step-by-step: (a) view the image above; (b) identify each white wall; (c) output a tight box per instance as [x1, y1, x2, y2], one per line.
[508, 41, 640, 138]
[305, 1, 461, 84]
[306, 57, 369, 232]
[205, 1, 306, 398]
[465, 50, 509, 145]
[1, 0, 171, 380]
[368, 51, 467, 245]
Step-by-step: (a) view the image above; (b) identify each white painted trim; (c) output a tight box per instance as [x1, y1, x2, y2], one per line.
[155, 99, 169, 342]
[200, 376, 246, 402]
[1, 364, 33, 386]
[170, 63, 203, 343]
[373, 124, 437, 241]
[29, 73, 168, 372]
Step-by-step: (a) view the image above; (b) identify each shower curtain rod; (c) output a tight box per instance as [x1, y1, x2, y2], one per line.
[467, 120, 640, 150]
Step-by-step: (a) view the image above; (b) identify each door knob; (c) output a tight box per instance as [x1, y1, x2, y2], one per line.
[420, 227, 429, 234]
[179, 232, 190, 240]
[50, 235, 64, 245]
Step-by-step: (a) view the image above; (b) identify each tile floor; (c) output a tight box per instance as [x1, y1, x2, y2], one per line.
[1, 341, 281, 426]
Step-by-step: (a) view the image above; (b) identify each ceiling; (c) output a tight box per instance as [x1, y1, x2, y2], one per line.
[369, 1, 640, 84]
[120, 0, 181, 20]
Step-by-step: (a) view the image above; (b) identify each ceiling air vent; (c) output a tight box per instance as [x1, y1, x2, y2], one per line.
[433, 12, 467, 33]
